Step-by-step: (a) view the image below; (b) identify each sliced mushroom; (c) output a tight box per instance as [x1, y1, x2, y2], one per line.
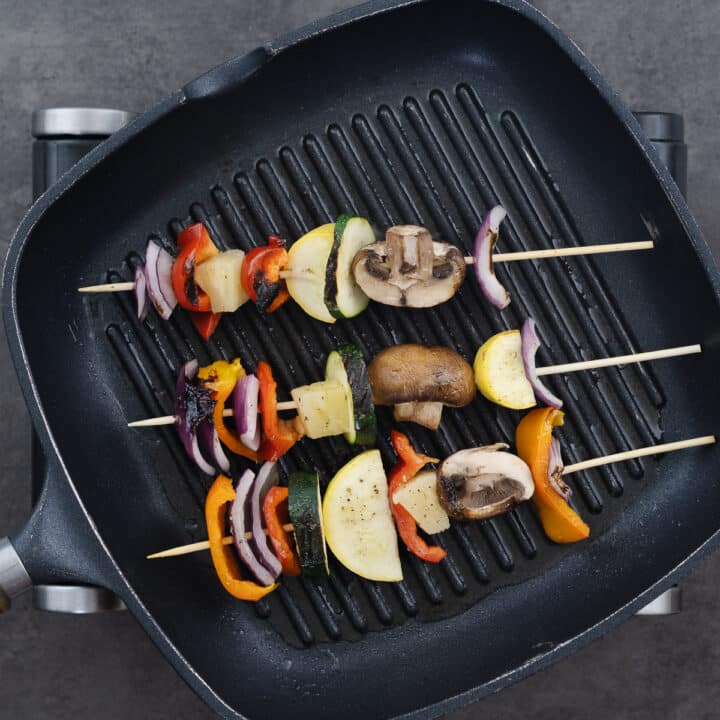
[369, 345, 475, 429]
[352, 225, 466, 307]
[437, 444, 534, 520]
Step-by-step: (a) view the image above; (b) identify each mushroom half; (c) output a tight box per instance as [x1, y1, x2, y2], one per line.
[352, 225, 466, 307]
[368, 344, 476, 429]
[437, 444, 534, 520]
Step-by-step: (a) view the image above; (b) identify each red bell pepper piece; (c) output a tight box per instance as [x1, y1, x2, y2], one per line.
[197, 359, 260, 463]
[205, 475, 277, 601]
[262, 486, 301, 576]
[240, 236, 291, 313]
[257, 361, 302, 461]
[171, 223, 219, 312]
[388, 430, 446, 564]
[190, 311, 222, 341]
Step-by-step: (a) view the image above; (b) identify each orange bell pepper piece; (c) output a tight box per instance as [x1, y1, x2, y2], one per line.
[257, 361, 302, 461]
[388, 430, 446, 563]
[240, 236, 291, 313]
[515, 407, 590, 543]
[171, 223, 219, 312]
[262, 486, 301, 576]
[205, 475, 277, 601]
[197, 359, 260, 463]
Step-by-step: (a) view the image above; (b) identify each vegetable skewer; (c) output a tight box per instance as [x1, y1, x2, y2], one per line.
[145, 432, 715, 562]
[129, 341, 701, 429]
[77, 209, 654, 339]
[79, 240, 653, 293]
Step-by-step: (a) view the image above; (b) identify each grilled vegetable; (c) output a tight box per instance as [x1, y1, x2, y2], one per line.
[473, 206, 510, 309]
[174, 359, 216, 475]
[473, 329, 535, 409]
[322, 450, 402, 582]
[145, 238, 177, 320]
[352, 225, 466, 308]
[391, 470, 449, 535]
[233, 374, 260, 452]
[263, 486, 301, 576]
[229, 468, 279, 586]
[437, 444, 534, 520]
[290, 380, 352, 439]
[520, 317, 563, 408]
[388, 431, 445, 563]
[205, 474, 277, 602]
[241, 236, 290, 313]
[197, 359, 259, 463]
[368, 344, 475, 429]
[515, 407, 589, 543]
[285, 223, 336, 323]
[197, 420, 230, 473]
[325, 345, 377, 445]
[288, 471, 329, 576]
[190, 310, 222, 341]
[171, 223, 219, 312]
[195, 249, 249, 313]
[258, 361, 302, 461]
[134, 266, 148, 321]
[324, 214, 375, 319]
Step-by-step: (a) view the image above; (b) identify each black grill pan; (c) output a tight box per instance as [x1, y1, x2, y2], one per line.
[4, 0, 720, 718]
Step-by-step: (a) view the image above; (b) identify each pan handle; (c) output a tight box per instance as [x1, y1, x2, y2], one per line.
[183, 46, 270, 101]
[0, 452, 121, 611]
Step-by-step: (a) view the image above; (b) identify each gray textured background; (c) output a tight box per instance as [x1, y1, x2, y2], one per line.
[1, 1, 719, 718]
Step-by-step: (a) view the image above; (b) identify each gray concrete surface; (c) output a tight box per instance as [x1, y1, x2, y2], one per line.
[1, 1, 719, 718]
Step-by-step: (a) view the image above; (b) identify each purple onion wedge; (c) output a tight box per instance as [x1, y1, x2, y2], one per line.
[134, 266, 148, 322]
[473, 206, 510, 309]
[197, 420, 230, 473]
[229, 469, 276, 586]
[174, 360, 216, 475]
[145, 239, 177, 320]
[520, 317, 563, 409]
[249, 462, 282, 580]
[547, 436, 572, 501]
[233, 374, 261, 452]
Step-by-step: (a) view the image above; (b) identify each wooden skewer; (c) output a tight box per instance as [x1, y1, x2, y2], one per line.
[147, 522, 295, 559]
[128, 401, 297, 428]
[147, 434, 715, 561]
[535, 344, 701, 377]
[127, 344, 701, 428]
[562, 435, 716, 475]
[78, 241, 654, 293]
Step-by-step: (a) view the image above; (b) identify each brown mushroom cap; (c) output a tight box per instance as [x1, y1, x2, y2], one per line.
[368, 344, 476, 407]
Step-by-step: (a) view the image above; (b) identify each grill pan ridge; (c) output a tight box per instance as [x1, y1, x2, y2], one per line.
[5, 1, 720, 719]
[107, 84, 664, 646]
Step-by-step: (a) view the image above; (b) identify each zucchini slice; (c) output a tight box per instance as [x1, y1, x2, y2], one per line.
[325, 345, 377, 446]
[324, 214, 375, 319]
[286, 223, 336, 324]
[288, 471, 329, 576]
[322, 450, 402, 582]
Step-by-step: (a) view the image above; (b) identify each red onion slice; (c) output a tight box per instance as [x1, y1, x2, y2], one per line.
[134, 266, 148, 322]
[197, 420, 230, 473]
[233, 374, 260, 452]
[229, 469, 276, 586]
[249, 462, 282, 579]
[145, 239, 177, 320]
[473, 206, 510, 309]
[174, 360, 216, 475]
[520, 317, 563, 409]
[548, 437, 572, 501]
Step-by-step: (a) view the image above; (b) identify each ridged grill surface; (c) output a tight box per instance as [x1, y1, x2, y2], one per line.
[105, 85, 662, 646]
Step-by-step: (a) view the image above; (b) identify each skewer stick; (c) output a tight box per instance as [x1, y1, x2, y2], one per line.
[79, 241, 654, 292]
[146, 522, 295, 559]
[535, 344, 701, 377]
[562, 435, 716, 476]
[147, 434, 715, 560]
[128, 401, 297, 428]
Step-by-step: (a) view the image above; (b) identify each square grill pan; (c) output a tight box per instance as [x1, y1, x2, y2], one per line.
[5, 1, 720, 718]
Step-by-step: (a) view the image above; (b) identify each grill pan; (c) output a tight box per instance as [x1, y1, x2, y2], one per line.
[3, 0, 720, 717]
